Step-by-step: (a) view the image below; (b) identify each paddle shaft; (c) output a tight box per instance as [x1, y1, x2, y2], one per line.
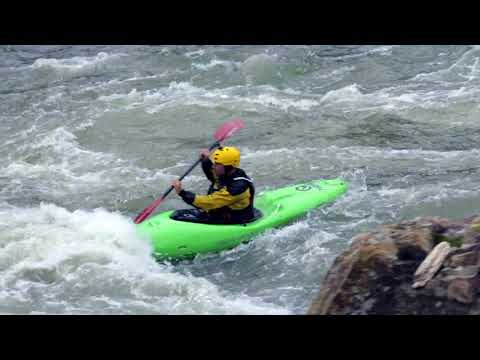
[134, 118, 244, 224]
[159, 140, 221, 201]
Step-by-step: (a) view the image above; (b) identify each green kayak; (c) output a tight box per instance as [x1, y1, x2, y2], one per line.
[137, 178, 348, 260]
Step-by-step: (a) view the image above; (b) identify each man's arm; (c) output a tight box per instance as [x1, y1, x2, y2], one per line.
[179, 187, 242, 211]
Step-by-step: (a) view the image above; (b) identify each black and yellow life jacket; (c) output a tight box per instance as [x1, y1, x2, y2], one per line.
[179, 158, 255, 223]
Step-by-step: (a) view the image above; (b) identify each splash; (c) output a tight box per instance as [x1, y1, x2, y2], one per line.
[0, 203, 289, 314]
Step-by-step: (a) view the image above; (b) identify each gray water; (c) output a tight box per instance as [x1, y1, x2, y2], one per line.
[1, 45, 480, 314]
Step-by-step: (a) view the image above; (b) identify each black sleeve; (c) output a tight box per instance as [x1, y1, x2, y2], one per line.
[227, 180, 249, 196]
[179, 189, 196, 205]
[201, 158, 215, 183]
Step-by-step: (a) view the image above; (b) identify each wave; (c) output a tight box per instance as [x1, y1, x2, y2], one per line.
[0, 203, 288, 314]
[98, 81, 321, 114]
[318, 82, 480, 115]
[192, 59, 240, 71]
[96, 75, 480, 118]
[0, 126, 193, 205]
[30, 52, 125, 72]
[411, 46, 480, 83]
[241, 146, 480, 179]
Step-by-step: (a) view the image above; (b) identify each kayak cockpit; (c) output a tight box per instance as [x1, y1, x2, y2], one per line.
[169, 208, 263, 225]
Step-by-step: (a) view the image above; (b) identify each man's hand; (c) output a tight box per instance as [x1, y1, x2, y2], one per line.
[200, 148, 211, 160]
[172, 179, 183, 194]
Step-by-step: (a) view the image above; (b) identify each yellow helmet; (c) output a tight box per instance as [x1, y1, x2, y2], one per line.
[211, 146, 240, 167]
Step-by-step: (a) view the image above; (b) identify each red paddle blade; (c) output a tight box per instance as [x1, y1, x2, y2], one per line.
[214, 118, 245, 142]
[134, 198, 163, 224]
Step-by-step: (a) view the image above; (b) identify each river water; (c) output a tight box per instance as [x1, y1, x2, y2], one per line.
[1, 45, 479, 314]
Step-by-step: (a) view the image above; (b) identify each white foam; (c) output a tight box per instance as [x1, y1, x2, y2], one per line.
[317, 80, 480, 113]
[30, 52, 125, 72]
[412, 46, 480, 83]
[45, 92, 63, 103]
[298, 231, 336, 269]
[0, 203, 289, 314]
[320, 84, 396, 108]
[192, 59, 239, 71]
[245, 94, 319, 111]
[83, 72, 170, 96]
[1, 126, 151, 197]
[99, 81, 321, 114]
[184, 49, 206, 58]
[100, 82, 200, 104]
[98, 88, 143, 103]
[374, 180, 477, 214]
[24, 52, 127, 84]
[1, 123, 214, 204]
[254, 221, 311, 256]
[320, 83, 364, 103]
[242, 146, 318, 160]
[73, 118, 95, 131]
[20, 127, 118, 171]
[323, 46, 396, 62]
[241, 145, 480, 182]
[311, 66, 356, 83]
[368, 45, 396, 56]
[124, 73, 165, 82]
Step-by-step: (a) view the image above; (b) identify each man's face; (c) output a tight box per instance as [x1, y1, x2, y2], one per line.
[213, 163, 225, 176]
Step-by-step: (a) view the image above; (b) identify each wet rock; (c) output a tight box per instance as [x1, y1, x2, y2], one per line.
[307, 216, 480, 315]
[413, 242, 451, 289]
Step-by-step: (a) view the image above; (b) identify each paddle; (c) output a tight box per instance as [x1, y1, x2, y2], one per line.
[133, 118, 245, 224]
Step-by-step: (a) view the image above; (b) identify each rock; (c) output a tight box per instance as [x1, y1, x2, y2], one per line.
[445, 247, 479, 268]
[447, 279, 475, 304]
[387, 223, 433, 256]
[307, 247, 361, 315]
[443, 265, 480, 281]
[413, 242, 451, 289]
[308, 215, 480, 315]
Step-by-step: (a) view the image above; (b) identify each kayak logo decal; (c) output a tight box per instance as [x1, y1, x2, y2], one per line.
[296, 183, 322, 191]
[296, 184, 312, 191]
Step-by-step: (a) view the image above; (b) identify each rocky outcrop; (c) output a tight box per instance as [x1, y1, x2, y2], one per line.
[307, 216, 480, 315]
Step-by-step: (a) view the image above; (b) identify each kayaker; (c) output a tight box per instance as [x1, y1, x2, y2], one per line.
[170, 146, 256, 224]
